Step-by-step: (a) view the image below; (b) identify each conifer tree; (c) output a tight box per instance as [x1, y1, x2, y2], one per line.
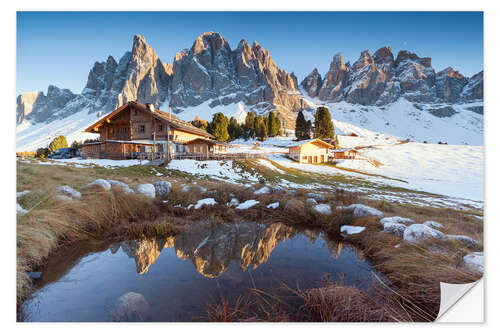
[267, 112, 281, 137]
[295, 110, 311, 140]
[228, 117, 243, 140]
[314, 106, 335, 140]
[208, 112, 229, 142]
[254, 115, 268, 141]
[244, 112, 256, 138]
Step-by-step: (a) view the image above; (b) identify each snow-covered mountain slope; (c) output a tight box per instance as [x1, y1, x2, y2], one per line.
[301, 96, 483, 145]
[16, 107, 99, 151]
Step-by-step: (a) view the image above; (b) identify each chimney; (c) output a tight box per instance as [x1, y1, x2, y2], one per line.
[146, 103, 155, 112]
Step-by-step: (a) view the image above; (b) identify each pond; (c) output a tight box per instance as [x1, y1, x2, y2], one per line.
[21, 221, 377, 322]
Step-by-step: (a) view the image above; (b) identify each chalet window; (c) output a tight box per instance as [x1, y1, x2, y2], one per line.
[134, 110, 138, 116]
[121, 127, 127, 133]
[158, 124, 163, 132]
[139, 125, 145, 133]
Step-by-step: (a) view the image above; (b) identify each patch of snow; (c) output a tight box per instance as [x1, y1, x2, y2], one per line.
[382, 222, 407, 237]
[57, 185, 82, 199]
[340, 225, 366, 235]
[227, 198, 240, 207]
[16, 190, 30, 198]
[235, 199, 259, 210]
[380, 216, 414, 225]
[107, 180, 134, 194]
[17, 203, 28, 215]
[194, 198, 217, 209]
[266, 202, 280, 209]
[86, 179, 111, 190]
[423, 220, 443, 230]
[254, 186, 271, 195]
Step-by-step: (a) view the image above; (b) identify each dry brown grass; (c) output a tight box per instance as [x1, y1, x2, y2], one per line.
[297, 282, 410, 322]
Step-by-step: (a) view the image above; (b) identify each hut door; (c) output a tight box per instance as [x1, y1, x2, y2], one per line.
[308, 156, 312, 164]
[320, 155, 324, 163]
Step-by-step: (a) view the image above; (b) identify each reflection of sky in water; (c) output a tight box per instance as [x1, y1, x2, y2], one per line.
[21, 222, 376, 322]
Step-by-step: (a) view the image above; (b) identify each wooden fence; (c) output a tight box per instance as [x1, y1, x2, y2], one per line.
[133, 151, 269, 163]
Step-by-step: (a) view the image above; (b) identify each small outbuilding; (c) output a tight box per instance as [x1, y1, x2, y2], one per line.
[184, 138, 228, 157]
[331, 148, 358, 159]
[288, 138, 334, 164]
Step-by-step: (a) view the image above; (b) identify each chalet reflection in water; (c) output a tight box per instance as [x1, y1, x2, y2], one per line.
[112, 221, 357, 277]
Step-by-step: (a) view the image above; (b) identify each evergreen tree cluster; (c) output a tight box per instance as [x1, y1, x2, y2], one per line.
[203, 111, 282, 142]
[295, 106, 336, 142]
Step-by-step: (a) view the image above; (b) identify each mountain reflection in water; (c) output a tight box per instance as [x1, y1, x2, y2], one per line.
[115, 222, 355, 278]
[21, 221, 375, 322]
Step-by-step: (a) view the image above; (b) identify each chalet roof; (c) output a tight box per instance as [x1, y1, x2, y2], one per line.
[186, 137, 228, 146]
[287, 138, 334, 149]
[331, 148, 358, 153]
[84, 101, 213, 138]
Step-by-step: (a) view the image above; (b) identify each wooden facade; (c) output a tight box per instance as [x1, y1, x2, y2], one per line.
[82, 101, 213, 160]
[332, 148, 358, 159]
[288, 139, 334, 164]
[184, 138, 228, 157]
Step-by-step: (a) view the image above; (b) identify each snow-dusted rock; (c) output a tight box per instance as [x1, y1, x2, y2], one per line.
[382, 222, 407, 237]
[107, 180, 134, 194]
[341, 225, 366, 235]
[181, 184, 207, 193]
[254, 186, 271, 195]
[380, 216, 413, 225]
[137, 184, 155, 198]
[86, 179, 111, 190]
[56, 194, 73, 202]
[463, 252, 484, 274]
[194, 198, 216, 209]
[285, 189, 297, 196]
[236, 200, 259, 210]
[227, 198, 240, 207]
[17, 203, 27, 215]
[447, 235, 481, 247]
[346, 204, 384, 218]
[272, 185, 284, 193]
[16, 190, 30, 198]
[306, 198, 318, 205]
[313, 204, 332, 215]
[403, 224, 445, 243]
[307, 192, 325, 202]
[57, 185, 82, 199]
[153, 181, 171, 196]
[266, 202, 280, 209]
[115, 292, 151, 321]
[423, 221, 443, 230]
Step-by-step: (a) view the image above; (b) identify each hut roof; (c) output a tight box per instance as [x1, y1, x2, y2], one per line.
[287, 138, 334, 149]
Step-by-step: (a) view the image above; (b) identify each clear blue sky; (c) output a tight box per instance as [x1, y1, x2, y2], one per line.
[17, 11, 483, 95]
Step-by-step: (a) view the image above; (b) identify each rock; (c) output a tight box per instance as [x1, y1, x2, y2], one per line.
[460, 71, 483, 101]
[235, 199, 259, 210]
[340, 225, 366, 235]
[153, 181, 171, 196]
[435, 67, 468, 103]
[285, 189, 297, 196]
[306, 198, 318, 205]
[463, 252, 484, 274]
[227, 198, 240, 207]
[107, 180, 134, 194]
[56, 194, 73, 202]
[313, 204, 332, 215]
[86, 179, 111, 190]
[137, 184, 155, 198]
[346, 204, 383, 218]
[115, 292, 151, 321]
[17, 203, 27, 215]
[307, 192, 324, 202]
[403, 224, 446, 243]
[284, 199, 305, 215]
[16, 190, 30, 198]
[428, 106, 457, 118]
[423, 220, 443, 230]
[272, 185, 284, 193]
[447, 235, 481, 247]
[194, 198, 216, 209]
[301, 68, 323, 98]
[380, 216, 414, 225]
[27, 272, 42, 280]
[382, 222, 407, 237]
[181, 185, 207, 193]
[57, 185, 82, 198]
[266, 202, 280, 209]
[254, 186, 271, 195]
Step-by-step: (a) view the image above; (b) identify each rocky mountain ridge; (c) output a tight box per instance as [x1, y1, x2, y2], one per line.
[301, 46, 483, 107]
[17, 33, 483, 133]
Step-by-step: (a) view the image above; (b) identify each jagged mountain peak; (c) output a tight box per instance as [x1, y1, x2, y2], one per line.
[395, 50, 432, 68]
[373, 46, 394, 64]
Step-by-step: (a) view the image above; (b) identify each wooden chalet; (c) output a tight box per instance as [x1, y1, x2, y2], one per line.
[184, 138, 228, 156]
[287, 138, 334, 164]
[81, 101, 213, 160]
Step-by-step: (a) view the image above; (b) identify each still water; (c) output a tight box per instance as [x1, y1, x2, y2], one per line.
[21, 221, 376, 321]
